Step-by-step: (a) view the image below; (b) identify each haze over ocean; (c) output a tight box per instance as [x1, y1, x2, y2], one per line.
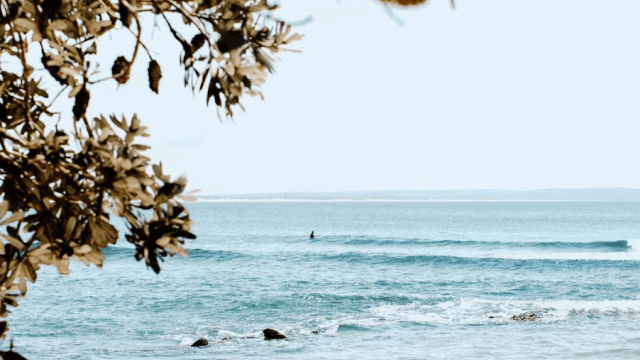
[11, 200, 640, 359]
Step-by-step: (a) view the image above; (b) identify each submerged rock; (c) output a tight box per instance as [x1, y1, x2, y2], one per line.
[191, 338, 209, 347]
[510, 313, 538, 322]
[311, 330, 319, 334]
[263, 328, 287, 340]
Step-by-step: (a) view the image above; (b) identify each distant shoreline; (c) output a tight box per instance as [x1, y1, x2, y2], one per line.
[197, 188, 640, 202]
[195, 198, 580, 203]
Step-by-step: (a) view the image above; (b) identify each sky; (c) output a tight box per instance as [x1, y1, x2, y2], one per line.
[80, 0, 640, 195]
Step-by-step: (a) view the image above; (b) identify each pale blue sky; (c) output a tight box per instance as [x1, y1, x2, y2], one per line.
[82, 0, 640, 195]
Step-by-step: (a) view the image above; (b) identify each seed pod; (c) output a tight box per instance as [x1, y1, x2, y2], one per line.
[148, 60, 162, 93]
[72, 86, 90, 120]
[119, 1, 131, 28]
[111, 56, 130, 85]
[191, 33, 206, 53]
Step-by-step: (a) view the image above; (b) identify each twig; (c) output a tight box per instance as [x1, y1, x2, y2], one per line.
[82, 117, 94, 139]
[15, 29, 44, 137]
[47, 85, 69, 108]
[124, 25, 154, 59]
[163, 0, 216, 56]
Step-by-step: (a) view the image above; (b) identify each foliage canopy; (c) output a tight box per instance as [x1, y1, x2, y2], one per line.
[0, 0, 306, 340]
[0, 0, 424, 344]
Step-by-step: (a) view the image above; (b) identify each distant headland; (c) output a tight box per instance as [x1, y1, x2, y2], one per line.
[198, 188, 640, 202]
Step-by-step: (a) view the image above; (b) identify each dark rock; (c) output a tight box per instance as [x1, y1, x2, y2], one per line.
[510, 313, 538, 322]
[0, 351, 28, 360]
[217, 337, 229, 343]
[263, 328, 287, 340]
[488, 316, 495, 319]
[311, 330, 319, 334]
[191, 338, 209, 347]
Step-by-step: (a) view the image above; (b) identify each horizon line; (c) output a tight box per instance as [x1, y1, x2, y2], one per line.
[193, 188, 640, 203]
[197, 187, 640, 197]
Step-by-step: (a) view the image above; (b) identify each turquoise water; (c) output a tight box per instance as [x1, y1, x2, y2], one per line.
[9, 201, 640, 359]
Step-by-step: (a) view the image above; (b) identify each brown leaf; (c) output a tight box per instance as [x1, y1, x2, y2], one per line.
[86, 42, 97, 55]
[119, 0, 132, 28]
[0, 201, 8, 220]
[0, 234, 25, 250]
[191, 33, 206, 53]
[148, 60, 162, 93]
[216, 30, 246, 53]
[111, 56, 131, 85]
[0, 211, 25, 226]
[63, 217, 77, 239]
[41, 0, 62, 18]
[253, 48, 275, 74]
[207, 77, 222, 107]
[72, 86, 90, 120]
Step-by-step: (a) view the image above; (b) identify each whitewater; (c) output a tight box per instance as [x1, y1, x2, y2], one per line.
[8, 201, 640, 359]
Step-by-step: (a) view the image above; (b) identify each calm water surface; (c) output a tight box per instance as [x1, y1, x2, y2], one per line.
[9, 202, 640, 359]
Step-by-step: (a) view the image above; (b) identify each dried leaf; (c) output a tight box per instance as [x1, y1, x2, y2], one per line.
[68, 84, 83, 98]
[0, 211, 25, 226]
[48, 20, 69, 31]
[63, 217, 77, 239]
[207, 77, 222, 107]
[111, 56, 131, 85]
[0, 201, 8, 220]
[86, 42, 97, 55]
[217, 30, 246, 53]
[148, 60, 162, 93]
[253, 48, 275, 74]
[191, 33, 206, 52]
[1, 234, 25, 250]
[72, 86, 90, 120]
[14, 18, 37, 32]
[119, 1, 132, 28]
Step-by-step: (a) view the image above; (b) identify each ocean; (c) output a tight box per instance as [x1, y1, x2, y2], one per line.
[9, 201, 640, 359]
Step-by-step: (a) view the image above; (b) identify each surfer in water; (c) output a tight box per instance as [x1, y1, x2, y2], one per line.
[310, 231, 315, 239]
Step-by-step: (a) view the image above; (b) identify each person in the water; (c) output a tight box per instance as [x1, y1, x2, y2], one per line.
[310, 231, 315, 239]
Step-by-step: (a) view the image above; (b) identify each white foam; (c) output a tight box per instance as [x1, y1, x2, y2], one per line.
[172, 298, 640, 343]
[423, 239, 640, 261]
[364, 298, 640, 326]
[329, 238, 640, 261]
[217, 329, 262, 339]
[481, 245, 640, 261]
[480, 252, 640, 261]
[291, 298, 640, 336]
[179, 338, 194, 346]
[628, 239, 640, 252]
